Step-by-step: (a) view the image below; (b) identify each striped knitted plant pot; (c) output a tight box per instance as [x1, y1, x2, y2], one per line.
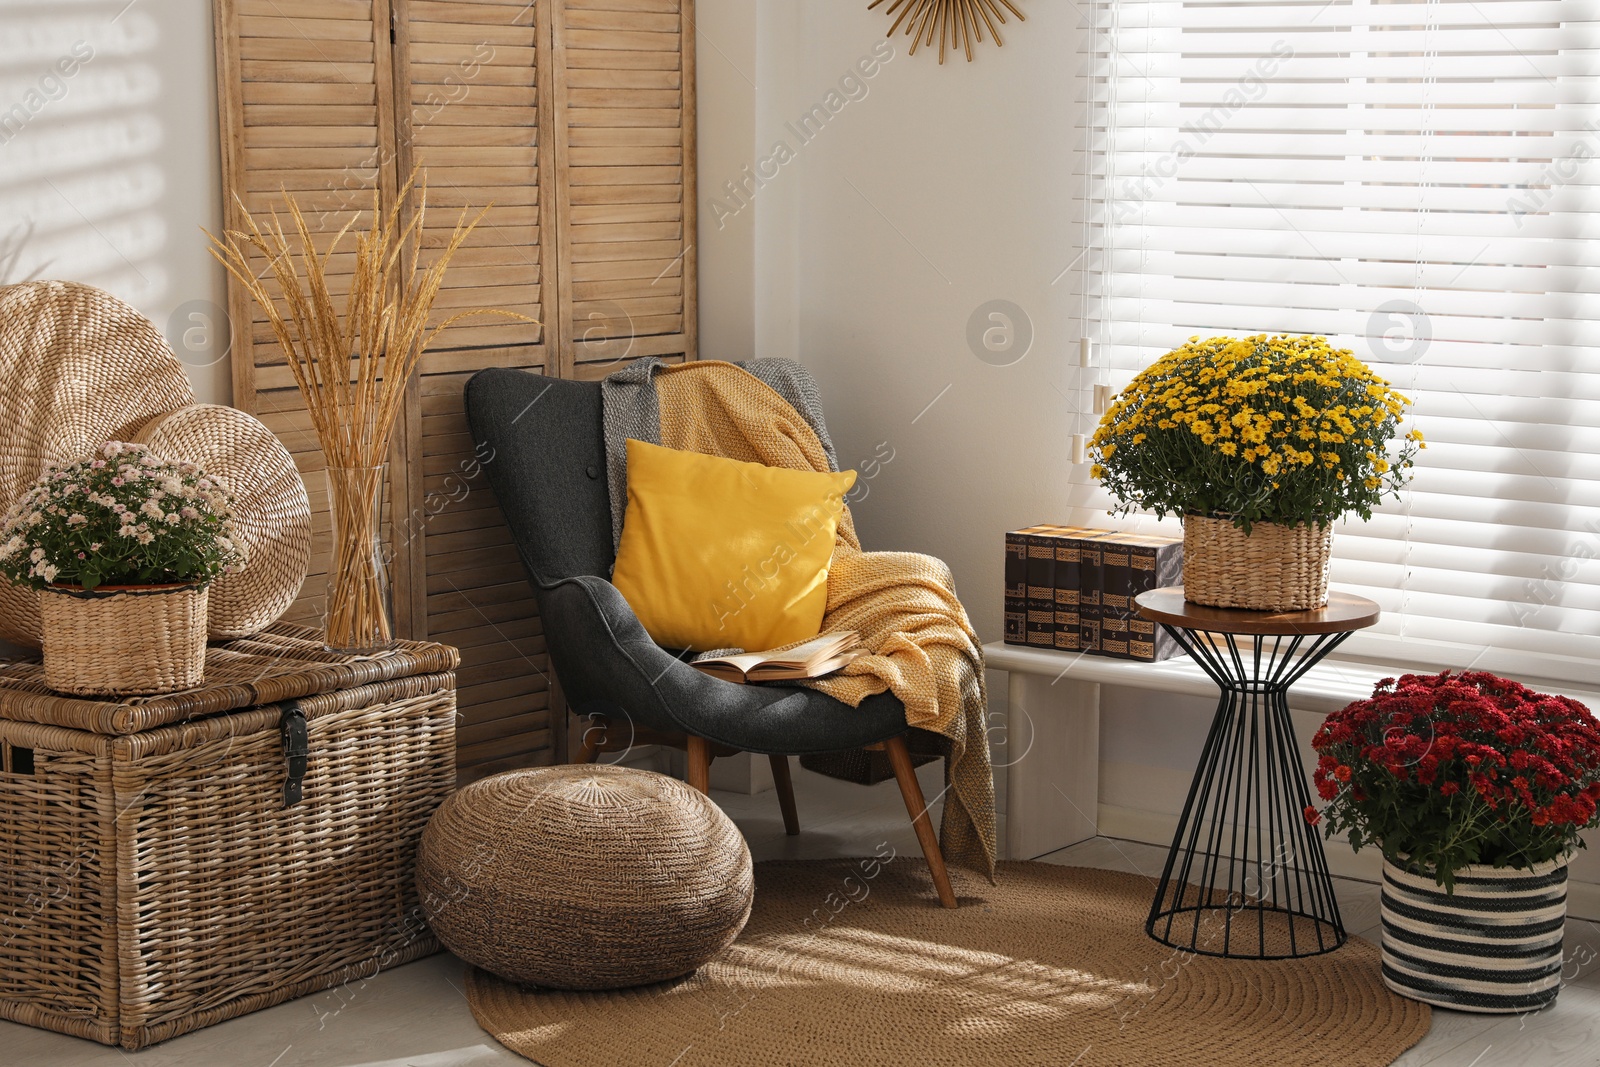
[1380, 855, 1568, 1013]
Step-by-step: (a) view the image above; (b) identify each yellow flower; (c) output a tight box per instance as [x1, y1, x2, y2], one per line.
[1093, 333, 1416, 524]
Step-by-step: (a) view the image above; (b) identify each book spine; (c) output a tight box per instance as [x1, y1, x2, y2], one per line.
[1025, 534, 1057, 648]
[1004, 531, 1029, 645]
[1077, 534, 1105, 654]
[1100, 610, 1131, 657]
[1053, 538, 1082, 652]
[1121, 543, 1158, 661]
[1099, 540, 1133, 658]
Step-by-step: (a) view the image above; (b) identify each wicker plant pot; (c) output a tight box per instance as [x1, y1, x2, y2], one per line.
[1182, 514, 1332, 611]
[1380, 855, 1568, 1013]
[37, 583, 208, 695]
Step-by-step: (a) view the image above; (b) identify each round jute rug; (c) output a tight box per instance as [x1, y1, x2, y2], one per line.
[466, 860, 1431, 1067]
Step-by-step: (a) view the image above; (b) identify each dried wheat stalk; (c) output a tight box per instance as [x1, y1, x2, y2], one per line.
[206, 169, 530, 650]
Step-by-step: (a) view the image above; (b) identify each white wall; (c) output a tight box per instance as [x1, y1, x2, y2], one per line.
[693, 0, 757, 361]
[1, 0, 228, 404]
[711, 3, 1096, 639]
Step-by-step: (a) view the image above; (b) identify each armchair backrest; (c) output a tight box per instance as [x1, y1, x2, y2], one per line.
[464, 368, 615, 587]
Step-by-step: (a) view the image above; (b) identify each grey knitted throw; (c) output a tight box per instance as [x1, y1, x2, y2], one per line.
[599, 357, 840, 555]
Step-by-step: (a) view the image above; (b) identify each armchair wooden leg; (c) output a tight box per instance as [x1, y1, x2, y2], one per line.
[885, 734, 958, 909]
[574, 716, 607, 764]
[687, 735, 713, 794]
[769, 754, 800, 836]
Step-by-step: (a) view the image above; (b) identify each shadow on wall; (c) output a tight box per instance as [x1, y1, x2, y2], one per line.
[0, 1, 227, 380]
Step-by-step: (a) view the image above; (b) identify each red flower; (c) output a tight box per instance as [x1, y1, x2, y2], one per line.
[1303, 805, 1322, 826]
[1311, 670, 1600, 870]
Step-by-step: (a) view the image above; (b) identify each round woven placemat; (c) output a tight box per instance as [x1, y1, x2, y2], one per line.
[134, 404, 311, 638]
[467, 860, 1431, 1067]
[0, 280, 197, 647]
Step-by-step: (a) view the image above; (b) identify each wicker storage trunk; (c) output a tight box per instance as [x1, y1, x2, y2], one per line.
[0, 624, 458, 1049]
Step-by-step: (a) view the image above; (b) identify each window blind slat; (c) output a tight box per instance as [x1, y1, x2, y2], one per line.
[1097, 0, 1600, 29]
[1090, 54, 1600, 80]
[1093, 298, 1600, 349]
[1137, 83, 1600, 106]
[1092, 252, 1600, 299]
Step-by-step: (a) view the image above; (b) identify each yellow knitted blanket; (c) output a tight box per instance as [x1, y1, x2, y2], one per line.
[654, 361, 997, 877]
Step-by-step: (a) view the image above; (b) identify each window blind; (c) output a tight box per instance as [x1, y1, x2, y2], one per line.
[1076, 0, 1600, 687]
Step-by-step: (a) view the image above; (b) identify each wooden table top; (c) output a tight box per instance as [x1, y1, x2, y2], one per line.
[1134, 587, 1381, 637]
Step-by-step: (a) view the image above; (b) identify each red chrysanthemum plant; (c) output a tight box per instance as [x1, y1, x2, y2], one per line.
[1310, 671, 1600, 891]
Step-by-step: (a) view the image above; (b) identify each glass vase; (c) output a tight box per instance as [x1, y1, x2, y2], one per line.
[324, 464, 394, 654]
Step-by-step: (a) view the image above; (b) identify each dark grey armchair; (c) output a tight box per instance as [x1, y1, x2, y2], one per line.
[465, 367, 956, 907]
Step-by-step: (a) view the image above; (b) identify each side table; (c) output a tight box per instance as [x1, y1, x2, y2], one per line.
[1134, 587, 1379, 959]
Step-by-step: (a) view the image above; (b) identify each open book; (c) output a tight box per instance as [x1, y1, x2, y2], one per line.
[691, 631, 865, 684]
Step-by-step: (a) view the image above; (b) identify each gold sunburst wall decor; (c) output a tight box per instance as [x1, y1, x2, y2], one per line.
[868, 0, 1025, 64]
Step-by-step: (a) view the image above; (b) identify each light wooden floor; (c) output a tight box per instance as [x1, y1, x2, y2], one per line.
[7, 762, 1599, 1066]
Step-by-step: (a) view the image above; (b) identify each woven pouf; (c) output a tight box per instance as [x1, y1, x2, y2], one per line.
[417, 765, 754, 991]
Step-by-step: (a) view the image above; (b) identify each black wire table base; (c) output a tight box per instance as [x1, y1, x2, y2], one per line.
[1145, 626, 1351, 959]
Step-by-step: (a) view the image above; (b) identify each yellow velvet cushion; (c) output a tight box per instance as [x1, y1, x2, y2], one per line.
[610, 439, 857, 652]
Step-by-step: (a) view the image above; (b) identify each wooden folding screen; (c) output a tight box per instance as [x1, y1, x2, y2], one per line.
[213, 0, 696, 776]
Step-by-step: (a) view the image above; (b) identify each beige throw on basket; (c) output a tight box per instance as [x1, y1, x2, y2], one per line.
[652, 361, 997, 877]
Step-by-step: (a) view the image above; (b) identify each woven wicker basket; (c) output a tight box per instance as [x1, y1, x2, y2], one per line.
[37, 583, 207, 695]
[1182, 514, 1333, 611]
[0, 624, 458, 1049]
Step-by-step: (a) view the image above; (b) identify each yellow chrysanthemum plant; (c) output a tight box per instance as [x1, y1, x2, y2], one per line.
[1090, 335, 1424, 534]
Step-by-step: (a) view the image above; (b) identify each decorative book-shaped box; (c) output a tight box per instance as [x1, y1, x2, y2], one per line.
[1004, 525, 1185, 662]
